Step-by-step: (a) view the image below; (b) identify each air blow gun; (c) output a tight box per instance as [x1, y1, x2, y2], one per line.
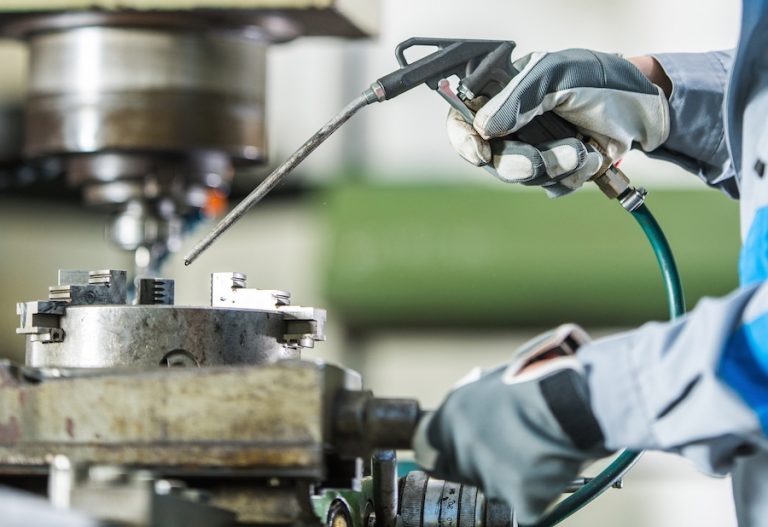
[185, 37, 646, 266]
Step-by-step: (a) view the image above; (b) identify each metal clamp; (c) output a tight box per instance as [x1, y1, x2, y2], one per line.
[619, 186, 648, 212]
[17, 269, 128, 344]
[210, 272, 325, 349]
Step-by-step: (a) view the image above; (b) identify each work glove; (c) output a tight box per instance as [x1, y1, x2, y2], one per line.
[412, 324, 612, 525]
[447, 49, 670, 196]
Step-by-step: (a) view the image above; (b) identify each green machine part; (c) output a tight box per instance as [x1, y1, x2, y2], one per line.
[313, 485, 372, 527]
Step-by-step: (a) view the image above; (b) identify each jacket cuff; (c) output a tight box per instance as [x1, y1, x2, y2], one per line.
[576, 331, 659, 451]
[652, 51, 731, 167]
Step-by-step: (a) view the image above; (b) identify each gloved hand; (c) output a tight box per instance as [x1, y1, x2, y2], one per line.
[447, 49, 670, 196]
[412, 324, 612, 525]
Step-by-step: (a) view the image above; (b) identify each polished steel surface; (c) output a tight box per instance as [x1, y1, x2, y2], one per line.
[25, 26, 267, 160]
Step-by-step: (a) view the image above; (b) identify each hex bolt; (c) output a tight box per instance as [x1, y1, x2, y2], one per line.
[231, 273, 247, 289]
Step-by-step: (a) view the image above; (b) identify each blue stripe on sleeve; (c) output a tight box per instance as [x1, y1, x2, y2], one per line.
[719, 313, 768, 433]
[740, 207, 768, 286]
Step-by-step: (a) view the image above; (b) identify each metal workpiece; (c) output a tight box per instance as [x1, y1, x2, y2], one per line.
[332, 391, 421, 457]
[399, 471, 515, 527]
[0, 360, 357, 472]
[18, 269, 326, 368]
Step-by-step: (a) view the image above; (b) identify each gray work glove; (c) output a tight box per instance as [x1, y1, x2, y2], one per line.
[447, 49, 670, 196]
[412, 325, 612, 525]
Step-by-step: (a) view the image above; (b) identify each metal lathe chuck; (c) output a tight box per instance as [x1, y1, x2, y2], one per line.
[16, 269, 325, 368]
[399, 472, 516, 527]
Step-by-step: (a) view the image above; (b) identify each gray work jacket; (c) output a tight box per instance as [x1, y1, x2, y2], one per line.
[578, 2, 768, 524]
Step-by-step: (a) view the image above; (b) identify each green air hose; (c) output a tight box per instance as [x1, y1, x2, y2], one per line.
[535, 202, 686, 527]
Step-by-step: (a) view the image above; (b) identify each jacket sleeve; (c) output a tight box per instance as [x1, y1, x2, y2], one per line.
[645, 50, 739, 198]
[577, 282, 768, 475]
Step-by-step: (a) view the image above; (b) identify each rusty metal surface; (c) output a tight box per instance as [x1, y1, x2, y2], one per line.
[0, 445, 322, 473]
[0, 361, 355, 473]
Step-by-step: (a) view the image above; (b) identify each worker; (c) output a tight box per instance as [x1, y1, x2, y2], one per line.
[413, 3, 768, 525]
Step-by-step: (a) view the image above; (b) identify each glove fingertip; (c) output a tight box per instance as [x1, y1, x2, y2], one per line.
[494, 154, 536, 184]
[583, 149, 604, 175]
[448, 130, 491, 167]
[475, 136, 492, 165]
[458, 136, 491, 166]
[473, 107, 499, 141]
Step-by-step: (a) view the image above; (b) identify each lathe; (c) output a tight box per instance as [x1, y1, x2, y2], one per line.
[4, 268, 513, 527]
[0, 3, 515, 525]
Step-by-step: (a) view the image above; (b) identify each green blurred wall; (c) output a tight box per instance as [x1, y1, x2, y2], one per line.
[321, 184, 740, 328]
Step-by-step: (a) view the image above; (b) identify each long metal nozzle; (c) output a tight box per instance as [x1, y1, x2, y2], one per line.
[184, 93, 371, 266]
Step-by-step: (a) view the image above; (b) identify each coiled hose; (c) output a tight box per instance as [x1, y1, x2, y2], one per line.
[535, 202, 686, 526]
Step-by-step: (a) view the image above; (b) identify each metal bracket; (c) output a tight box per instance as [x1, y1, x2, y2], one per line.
[17, 269, 127, 345]
[210, 272, 326, 349]
[16, 300, 66, 343]
[48, 269, 128, 305]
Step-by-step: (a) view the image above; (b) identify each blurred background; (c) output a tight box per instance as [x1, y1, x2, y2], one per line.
[0, 0, 743, 525]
